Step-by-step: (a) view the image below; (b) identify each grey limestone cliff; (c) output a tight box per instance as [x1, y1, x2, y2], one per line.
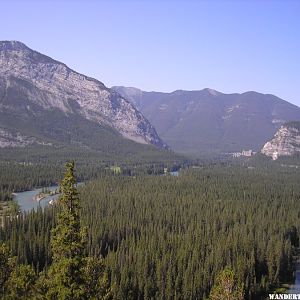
[0, 41, 165, 148]
[261, 122, 300, 159]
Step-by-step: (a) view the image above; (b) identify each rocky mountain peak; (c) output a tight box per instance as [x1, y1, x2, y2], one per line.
[203, 88, 220, 96]
[0, 41, 166, 148]
[0, 40, 29, 51]
[261, 122, 300, 159]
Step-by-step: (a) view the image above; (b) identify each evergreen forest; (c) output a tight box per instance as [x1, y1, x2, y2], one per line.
[1, 162, 300, 299]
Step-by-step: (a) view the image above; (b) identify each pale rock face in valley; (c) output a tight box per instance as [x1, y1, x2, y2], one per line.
[0, 41, 165, 148]
[261, 123, 300, 159]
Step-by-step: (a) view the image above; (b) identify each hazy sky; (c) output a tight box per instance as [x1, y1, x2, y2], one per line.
[1, 0, 300, 106]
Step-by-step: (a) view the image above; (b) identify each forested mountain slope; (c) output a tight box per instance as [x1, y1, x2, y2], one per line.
[113, 86, 300, 155]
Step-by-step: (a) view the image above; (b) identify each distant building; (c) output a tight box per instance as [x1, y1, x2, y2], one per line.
[242, 150, 254, 157]
[232, 152, 242, 158]
[232, 150, 255, 158]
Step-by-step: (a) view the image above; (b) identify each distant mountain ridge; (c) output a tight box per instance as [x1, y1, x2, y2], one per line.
[113, 86, 300, 155]
[2, 40, 299, 159]
[0, 41, 166, 152]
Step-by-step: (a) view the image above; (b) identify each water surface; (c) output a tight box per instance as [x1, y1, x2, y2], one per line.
[14, 185, 59, 212]
[14, 182, 85, 212]
[287, 261, 300, 293]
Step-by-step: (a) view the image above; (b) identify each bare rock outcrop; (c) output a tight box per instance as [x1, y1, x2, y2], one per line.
[261, 122, 300, 159]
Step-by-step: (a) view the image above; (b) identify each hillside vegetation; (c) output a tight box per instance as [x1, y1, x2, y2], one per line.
[1, 164, 300, 299]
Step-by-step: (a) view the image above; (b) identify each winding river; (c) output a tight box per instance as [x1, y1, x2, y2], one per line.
[14, 182, 85, 212]
[14, 185, 60, 212]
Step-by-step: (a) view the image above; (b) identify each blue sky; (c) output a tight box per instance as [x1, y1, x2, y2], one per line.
[1, 0, 300, 106]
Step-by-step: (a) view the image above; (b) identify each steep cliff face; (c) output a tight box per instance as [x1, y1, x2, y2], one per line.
[261, 122, 300, 160]
[0, 41, 165, 148]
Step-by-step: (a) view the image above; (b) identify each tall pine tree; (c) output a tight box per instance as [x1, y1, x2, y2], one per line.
[44, 161, 111, 300]
[36, 162, 111, 300]
[46, 161, 86, 299]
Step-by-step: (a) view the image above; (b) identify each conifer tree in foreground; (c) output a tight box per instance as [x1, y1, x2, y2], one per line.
[0, 243, 36, 299]
[44, 161, 111, 300]
[0, 243, 11, 296]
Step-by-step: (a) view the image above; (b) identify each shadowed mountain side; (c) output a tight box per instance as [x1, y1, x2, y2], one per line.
[113, 86, 300, 155]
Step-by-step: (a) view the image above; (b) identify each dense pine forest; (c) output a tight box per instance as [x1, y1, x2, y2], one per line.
[1, 162, 300, 299]
[0, 144, 184, 201]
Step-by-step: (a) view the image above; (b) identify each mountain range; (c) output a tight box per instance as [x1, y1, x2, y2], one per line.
[1, 40, 300, 160]
[113, 86, 300, 155]
[0, 41, 173, 162]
